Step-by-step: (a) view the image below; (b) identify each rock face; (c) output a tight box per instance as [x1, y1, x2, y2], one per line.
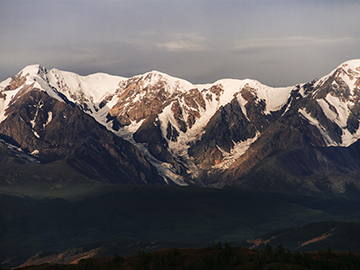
[188, 98, 257, 169]
[0, 70, 162, 185]
[1, 61, 360, 196]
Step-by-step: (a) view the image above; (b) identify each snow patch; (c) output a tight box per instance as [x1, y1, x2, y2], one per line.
[135, 143, 188, 186]
[341, 128, 360, 146]
[0, 138, 39, 163]
[0, 88, 20, 123]
[44, 111, 53, 127]
[317, 95, 350, 128]
[92, 111, 188, 185]
[214, 78, 292, 116]
[30, 100, 42, 129]
[32, 130, 40, 138]
[31, 149, 40, 156]
[299, 108, 338, 146]
[212, 132, 260, 171]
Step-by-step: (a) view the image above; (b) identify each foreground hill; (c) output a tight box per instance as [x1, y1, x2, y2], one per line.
[12, 244, 360, 270]
[17, 221, 360, 268]
[1, 184, 360, 268]
[245, 221, 360, 253]
[1, 60, 360, 196]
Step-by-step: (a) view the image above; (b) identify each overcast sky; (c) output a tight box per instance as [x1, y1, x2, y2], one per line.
[1, 0, 360, 87]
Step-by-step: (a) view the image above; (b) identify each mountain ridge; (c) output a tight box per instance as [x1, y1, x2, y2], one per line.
[1, 60, 360, 196]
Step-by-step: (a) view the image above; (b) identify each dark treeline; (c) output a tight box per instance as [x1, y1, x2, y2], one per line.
[11, 243, 360, 270]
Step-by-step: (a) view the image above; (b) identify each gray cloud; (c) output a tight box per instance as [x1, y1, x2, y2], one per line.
[157, 33, 208, 52]
[1, 0, 360, 87]
[232, 37, 360, 53]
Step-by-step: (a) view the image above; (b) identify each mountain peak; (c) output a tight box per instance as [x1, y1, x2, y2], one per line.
[17, 64, 47, 80]
[19, 64, 42, 74]
[130, 70, 194, 94]
[339, 59, 360, 71]
[325, 59, 360, 80]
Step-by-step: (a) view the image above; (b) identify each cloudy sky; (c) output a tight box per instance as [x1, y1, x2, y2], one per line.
[1, 0, 360, 87]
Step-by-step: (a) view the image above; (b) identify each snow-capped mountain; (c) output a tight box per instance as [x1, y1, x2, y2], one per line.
[0, 65, 162, 185]
[1, 60, 360, 196]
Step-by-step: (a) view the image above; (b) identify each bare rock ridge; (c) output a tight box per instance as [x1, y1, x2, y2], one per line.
[1, 60, 360, 196]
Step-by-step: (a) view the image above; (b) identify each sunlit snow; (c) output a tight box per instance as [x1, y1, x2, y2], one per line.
[212, 132, 260, 171]
[299, 108, 338, 146]
[2, 60, 360, 185]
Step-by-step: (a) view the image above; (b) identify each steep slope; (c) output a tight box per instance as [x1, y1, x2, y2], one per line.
[90, 72, 293, 185]
[230, 142, 360, 197]
[226, 60, 360, 196]
[0, 66, 162, 185]
[96, 60, 360, 191]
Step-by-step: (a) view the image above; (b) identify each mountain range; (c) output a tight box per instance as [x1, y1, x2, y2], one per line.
[1, 60, 360, 197]
[3, 60, 360, 268]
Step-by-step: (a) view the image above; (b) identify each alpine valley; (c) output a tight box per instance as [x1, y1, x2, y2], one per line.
[2, 60, 360, 268]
